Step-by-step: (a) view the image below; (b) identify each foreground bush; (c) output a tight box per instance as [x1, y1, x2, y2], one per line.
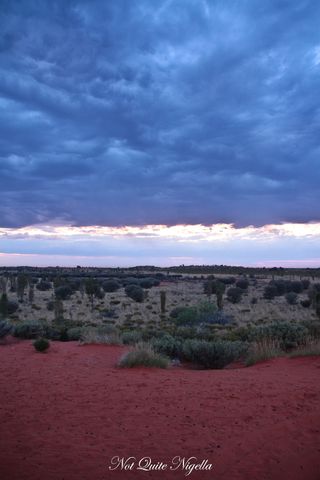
[0, 320, 12, 339]
[14, 322, 44, 339]
[119, 343, 169, 368]
[151, 334, 183, 357]
[33, 338, 50, 352]
[181, 339, 247, 369]
[244, 321, 308, 350]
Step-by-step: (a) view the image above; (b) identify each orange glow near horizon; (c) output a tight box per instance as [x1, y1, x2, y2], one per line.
[1, 222, 320, 241]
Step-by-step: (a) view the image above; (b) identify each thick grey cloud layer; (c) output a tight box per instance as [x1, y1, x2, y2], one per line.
[1, 0, 320, 228]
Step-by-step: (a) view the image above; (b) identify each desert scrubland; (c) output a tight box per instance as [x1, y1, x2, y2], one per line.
[1, 266, 320, 480]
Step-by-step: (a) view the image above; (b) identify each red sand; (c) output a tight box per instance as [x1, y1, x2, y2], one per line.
[0, 340, 319, 480]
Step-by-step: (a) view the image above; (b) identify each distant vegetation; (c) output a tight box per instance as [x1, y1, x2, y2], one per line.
[0, 265, 320, 367]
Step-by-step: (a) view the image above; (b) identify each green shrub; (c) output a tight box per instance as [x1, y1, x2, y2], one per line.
[33, 337, 50, 352]
[139, 277, 160, 289]
[102, 279, 121, 292]
[300, 320, 320, 338]
[289, 281, 303, 294]
[285, 292, 298, 305]
[151, 335, 183, 357]
[246, 322, 308, 350]
[181, 339, 248, 369]
[125, 284, 144, 302]
[263, 285, 278, 300]
[172, 301, 218, 327]
[236, 278, 249, 290]
[169, 306, 186, 319]
[0, 293, 8, 317]
[227, 287, 243, 304]
[13, 322, 44, 339]
[174, 306, 198, 326]
[55, 285, 73, 300]
[66, 327, 85, 341]
[122, 330, 143, 345]
[119, 343, 169, 368]
[0, 320, 12, 339]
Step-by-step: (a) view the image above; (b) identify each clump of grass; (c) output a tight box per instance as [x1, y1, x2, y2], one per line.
[33, 337, 50, 353]
[289, 338, 320, 357]
[245, 338, 282, 366]
[80, 327, 122, 345]
[118, 342, 169, 368]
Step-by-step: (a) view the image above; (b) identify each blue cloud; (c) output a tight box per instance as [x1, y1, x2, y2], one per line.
[0, 0, 320, 228]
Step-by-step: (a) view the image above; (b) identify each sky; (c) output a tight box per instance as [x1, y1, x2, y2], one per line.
[0, 0, 320, 267]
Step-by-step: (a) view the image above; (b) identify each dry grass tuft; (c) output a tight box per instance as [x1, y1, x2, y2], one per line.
[245, 338, 283, 366]
[289, 338, 320, 357]
[118, 342, 169, 368]
[80, 328, 122, 345]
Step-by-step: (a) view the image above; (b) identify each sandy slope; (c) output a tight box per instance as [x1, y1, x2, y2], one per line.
[0, 340, 319, 480]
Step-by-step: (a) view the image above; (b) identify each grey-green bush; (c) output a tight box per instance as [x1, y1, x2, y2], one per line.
[181, 339, 247, 369]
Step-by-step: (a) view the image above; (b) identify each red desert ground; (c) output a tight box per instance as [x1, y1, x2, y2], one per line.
[0, 339, 319, 480]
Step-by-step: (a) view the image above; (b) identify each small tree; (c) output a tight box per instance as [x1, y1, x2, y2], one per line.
[227, 287, 243, 304]
[285, 292, 297, 305]
[28, 285, 34, 304]
[0, 277, 7, 294]
[85, 279, 102, 308]
[17, 275, 28, 301]
[160, 291, 166, 314]
[314, 291, 320, 320]
[215, 281, 225, 310]
[125, 285, 144, 303]
[0, 293, 8, 318]
[54, 299, 64, 324]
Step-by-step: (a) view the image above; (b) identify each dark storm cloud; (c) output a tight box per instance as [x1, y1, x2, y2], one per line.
[1, 0, 320, 228]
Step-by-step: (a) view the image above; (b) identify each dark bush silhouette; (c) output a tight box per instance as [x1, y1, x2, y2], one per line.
[0, 320, 12, 339]
[55, 285, 73, 300]
[14, 322, 43, 339]
[36, 281, 51, 291]
[0, 294, 8, 317]
[236, 278, 249, 290]
[125, 284, 144, 302]
[219, 277, 236, 285]
[181, 339, 247, 369]
[300, 299, 311, 308]
[289, 281, 303, 294]
[102, 279, 121, 292]
[285, 292, 298, 305]
[227, 287, 243, 304]
[301, 279, 310, 290]
[139, 277, 160, 289]
[263, 284, 278, 300]
[33, 338, 50, 352]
